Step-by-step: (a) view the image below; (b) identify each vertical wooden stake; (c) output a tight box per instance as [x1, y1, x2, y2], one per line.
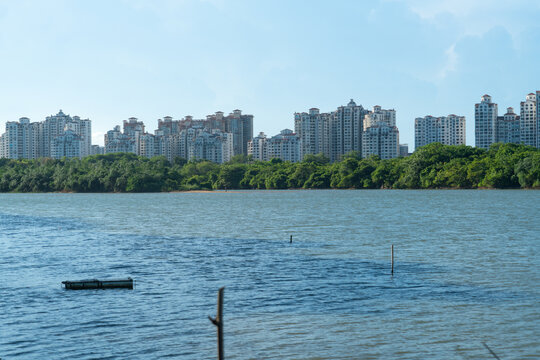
[482, 342, 501, 360]
[290, 235, 293, 243]
[391, 244, 394, 276]
[208, 287, 225, 360]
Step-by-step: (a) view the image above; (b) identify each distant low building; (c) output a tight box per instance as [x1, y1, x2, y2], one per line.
[399, 144, 409, 157]
[90, 145, 105, 155]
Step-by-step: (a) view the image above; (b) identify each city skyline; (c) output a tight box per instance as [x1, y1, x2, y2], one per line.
[1, 1, 539, 150]
[2, 89, 537, 156]
[0, 91, 537, 151]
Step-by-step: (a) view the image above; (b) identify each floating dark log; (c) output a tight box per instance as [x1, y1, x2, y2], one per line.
[62, 278, 134, 290]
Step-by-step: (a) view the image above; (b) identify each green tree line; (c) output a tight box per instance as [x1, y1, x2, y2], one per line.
[0, 143, 538, 192]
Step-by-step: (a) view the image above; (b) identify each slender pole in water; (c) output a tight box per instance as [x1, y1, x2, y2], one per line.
[208, 287, 225, 360]
[482, 342, 501, 360]
[290, 235, 293, 244]
[391, 244, 394, 275]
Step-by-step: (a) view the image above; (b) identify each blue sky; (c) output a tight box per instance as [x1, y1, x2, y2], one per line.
[0, 0, 539, 149]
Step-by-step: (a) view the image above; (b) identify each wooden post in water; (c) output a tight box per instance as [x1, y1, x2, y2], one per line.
[482, 342, 501, 360]
[290, 235, 293, 244]
[391, 244, 394, 276]
[208, 287, 225, 360]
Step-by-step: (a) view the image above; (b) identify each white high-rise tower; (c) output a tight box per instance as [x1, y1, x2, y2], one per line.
[520, 93, 537, 147]
[475, 94, 498, 149]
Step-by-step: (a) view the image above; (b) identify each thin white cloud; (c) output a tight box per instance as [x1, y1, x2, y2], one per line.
[401, 0, 482, 19]
[438, 43, 457, 80]
[393, 0, 536, 38]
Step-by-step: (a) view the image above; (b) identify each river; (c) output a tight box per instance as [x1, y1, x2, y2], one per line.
[0, 190, 538, 359]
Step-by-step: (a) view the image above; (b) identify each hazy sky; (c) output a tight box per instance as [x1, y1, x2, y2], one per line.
[1, 0, 539, 148]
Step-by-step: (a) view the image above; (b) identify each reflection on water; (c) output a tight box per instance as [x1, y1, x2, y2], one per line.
[0, 190, 538, 359]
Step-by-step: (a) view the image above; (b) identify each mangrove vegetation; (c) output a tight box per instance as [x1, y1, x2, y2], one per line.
[0, 143, 538, 192]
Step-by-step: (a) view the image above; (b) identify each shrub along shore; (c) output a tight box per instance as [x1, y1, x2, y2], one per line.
[0, 143, 538, 192]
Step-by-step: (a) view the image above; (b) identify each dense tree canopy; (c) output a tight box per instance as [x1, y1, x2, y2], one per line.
[0, 143, 538, 192]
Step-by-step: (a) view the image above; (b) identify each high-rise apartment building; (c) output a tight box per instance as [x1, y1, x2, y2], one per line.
[188, 130, 233, 163]
[441, 115, 466, 146]
[157, 116, 181, 135]
[330, 100, 369, 162]
[475, 95, 498, 149]
[50, 128, 83, 159]
[363, 105, 396, 128]
[0, 133, 5, 158]
[294, 108, 330, 160]
[42, 110, 72, 157]
[0, 118, 41, 159]
[2, 121, 21, 159]
[295, 100, 400, 161]
[105, 125, 136, 154]
[153, 128, 175, 162]
[103, 111, 245, 163]
[123, 117, 145, 138]
[0, 112, 91, 160]
[137, 133, 157, 158]
[177, 127, 201, 160]
[225, 109, 253, 156]
[76, 117, 92, 157]
[362, 125, 399, 159]
[537, 91, 540, 148]
[201, 110, 253, 156]
[248, 129, 301, 162]
[415, 115, 438, 149]
[248, 132, 268, 161]
[362, 106, 399, 159]
[496, 107, 520, 144]
[520, 93, 537, 147]
[475, 92, 539, 149]
[153, 110, 253, 158]
[415, 114, 466, 148]
[266, 129, 301, 162]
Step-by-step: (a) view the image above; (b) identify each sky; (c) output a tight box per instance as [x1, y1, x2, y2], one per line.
[0, 0, 539, 149]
